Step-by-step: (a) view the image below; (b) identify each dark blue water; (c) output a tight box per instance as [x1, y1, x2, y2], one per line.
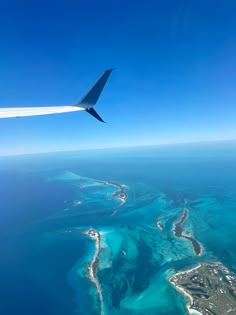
[0, 172, 84, 314]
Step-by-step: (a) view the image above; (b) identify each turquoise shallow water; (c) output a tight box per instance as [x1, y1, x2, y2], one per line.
[0, 142, 236, 314]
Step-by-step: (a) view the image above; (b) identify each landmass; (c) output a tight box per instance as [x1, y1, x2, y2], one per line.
[78, 174, 128, 204]
[169, 263, 236, 315]
[84, 228, 103, 315]
[58, 227, 103, 314]
[173, 208, 202, 256]
[105, 180, 128, 203]
[156, 220, 164, 231]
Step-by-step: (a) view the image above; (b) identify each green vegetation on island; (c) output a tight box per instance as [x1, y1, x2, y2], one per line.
[173, 208, 202, 256]
[169, 263, 236, 315]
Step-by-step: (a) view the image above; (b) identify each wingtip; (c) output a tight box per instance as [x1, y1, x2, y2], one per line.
[86, 107, 106, 123]
[105, 68, 115, 73]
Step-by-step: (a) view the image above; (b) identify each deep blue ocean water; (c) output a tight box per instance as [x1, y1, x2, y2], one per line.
[0, 141, 236, 315]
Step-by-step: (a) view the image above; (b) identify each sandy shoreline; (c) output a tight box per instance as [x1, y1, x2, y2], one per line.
[84, 229, 104, 315]
[106, 180, 128, 204]
[173, 284, 203, 315]
[169, 264, 203, 315]
[77, 173, 128, 204]
[171, 264, 202, 278]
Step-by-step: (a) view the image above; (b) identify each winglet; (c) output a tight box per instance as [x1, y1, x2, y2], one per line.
[85, 107, 106, 123]
[77, 69, 114, 109]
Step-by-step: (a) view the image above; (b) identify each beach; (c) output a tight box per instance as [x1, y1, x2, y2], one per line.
[169, 265, 203, 315]
[84, 229, 104, 315]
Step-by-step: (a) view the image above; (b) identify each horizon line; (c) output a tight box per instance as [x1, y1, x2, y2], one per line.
[1, 138, 236, 158]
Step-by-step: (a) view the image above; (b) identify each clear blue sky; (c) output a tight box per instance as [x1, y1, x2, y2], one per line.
[0, 0, 236, 155]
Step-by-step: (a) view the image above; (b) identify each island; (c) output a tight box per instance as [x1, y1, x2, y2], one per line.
[84, 228, 104, 315]
[173, 208, 202, 256]
[106, 180, 128, 203]
[156, 220, 164, 231]
[76, 174, 128, 206]
[169, 263, 236, 315]
[59, 228, 104, 314]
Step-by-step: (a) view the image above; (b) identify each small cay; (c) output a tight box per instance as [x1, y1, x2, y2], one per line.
[106, 180, 128, 203]
[84, 228, 103, 315]
[173, 208, 202, 256]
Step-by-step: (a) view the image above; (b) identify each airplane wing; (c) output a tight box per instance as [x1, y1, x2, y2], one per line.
[0, 106, 84, 118]
[0, 69, 114, 122]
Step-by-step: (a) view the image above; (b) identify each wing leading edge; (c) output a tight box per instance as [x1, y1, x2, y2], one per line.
[0, 69, 114, 121]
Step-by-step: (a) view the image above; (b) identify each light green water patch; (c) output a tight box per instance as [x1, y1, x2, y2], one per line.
[49, 171, 124, 216]
[190, 196, 219, 211]
[99, 228, 123, 270]
[172, 237, 196, 259]
[49, 171, 114, 191]
[157, 206, 182, 229]
[100, 228, 123, 258]
[99, 227, 140, 272]
[119, 270, 184, 314]
[186, 194, 236, 267]
[56, 172, 107, 192]
[98, 220, 195, 314]
[119, 193, 174, 224]
[49, 170, 82, 181]
[120, 231, 139, 261]
[119, 181, 159, 205]
[120, 272, 167, 309]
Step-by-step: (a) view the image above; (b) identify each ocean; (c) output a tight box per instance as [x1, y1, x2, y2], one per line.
[0, 141, 236, 315]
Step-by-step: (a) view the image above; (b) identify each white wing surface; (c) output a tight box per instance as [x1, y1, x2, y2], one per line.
[0, 106, 84, 118]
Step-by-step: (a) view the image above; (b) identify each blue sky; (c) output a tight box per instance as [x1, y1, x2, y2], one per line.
[0, 0, 236, 155]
